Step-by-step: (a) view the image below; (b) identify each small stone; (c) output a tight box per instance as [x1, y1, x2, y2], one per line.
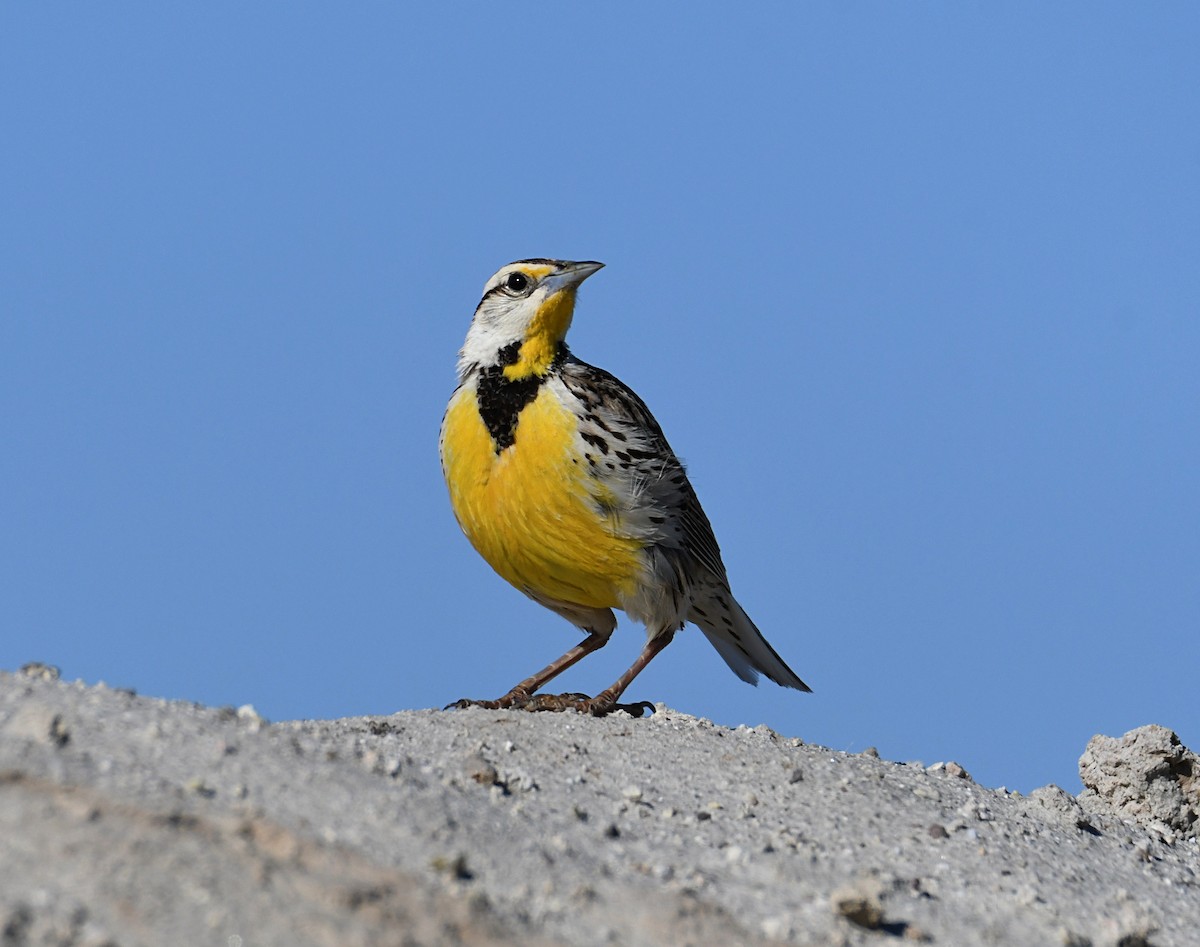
[622, 785, 644, 802]
[236, 705, 267, 731]
[603, 822, 620, 839]
[572, 884, 598, 902]
[1029, 784, 1086, 823]
[186, 778, 216, 798]
[430, 853, 472, 880]
[788, 768, 804, 784]
[4, 703, 70, 747]
[46, 713, 70, 746]
[927, 823, 948, 839]
[18, 662, 61, 681]
[831, 883, 884, 929]
[862, 746, 880, 758]
[465, 757, 499, 787]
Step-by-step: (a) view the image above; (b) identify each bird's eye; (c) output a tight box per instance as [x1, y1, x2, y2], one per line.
[504, 272, 530, 294]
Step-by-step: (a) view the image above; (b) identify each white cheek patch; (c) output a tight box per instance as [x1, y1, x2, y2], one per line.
[458, 294, 539, 380]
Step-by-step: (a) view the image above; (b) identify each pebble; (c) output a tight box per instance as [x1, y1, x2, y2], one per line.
[186, 778, 216, 798]
[830, 883, 883, 929]
[236, 704, 266, 728]
[3, 703, 70, 747]
[18, 662, 61, 682]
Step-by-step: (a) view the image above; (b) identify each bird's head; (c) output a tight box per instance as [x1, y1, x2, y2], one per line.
[457, 259, 604, 382]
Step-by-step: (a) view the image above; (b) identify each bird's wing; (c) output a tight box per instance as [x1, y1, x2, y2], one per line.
[557, 356, 728, 582]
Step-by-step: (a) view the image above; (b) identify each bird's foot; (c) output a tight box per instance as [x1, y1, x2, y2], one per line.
[444, 685, 538, 712]
[517, 692, 656, 717]
[446, 690, 654, 717]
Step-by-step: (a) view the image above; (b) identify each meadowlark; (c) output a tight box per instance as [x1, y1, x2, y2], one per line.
[439, 259, 810, 715]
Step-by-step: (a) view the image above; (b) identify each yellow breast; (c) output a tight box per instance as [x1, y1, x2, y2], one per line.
[440, 381, 643, 609]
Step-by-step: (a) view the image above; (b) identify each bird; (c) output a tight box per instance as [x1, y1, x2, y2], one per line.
[439, 259, 810, 716]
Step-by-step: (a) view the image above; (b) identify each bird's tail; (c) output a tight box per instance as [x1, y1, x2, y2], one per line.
[690, 591, 811, 693]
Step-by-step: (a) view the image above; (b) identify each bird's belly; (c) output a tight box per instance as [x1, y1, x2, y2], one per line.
[440, 386, 643, 608]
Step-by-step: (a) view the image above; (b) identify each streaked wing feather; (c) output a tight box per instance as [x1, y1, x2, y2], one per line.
[559, 356, 728, 581]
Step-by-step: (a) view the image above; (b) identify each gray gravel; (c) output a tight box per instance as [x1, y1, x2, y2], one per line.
[2, 665, 1197, 946]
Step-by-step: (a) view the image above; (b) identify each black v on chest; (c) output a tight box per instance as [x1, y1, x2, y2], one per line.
[476, 341, 568, 453]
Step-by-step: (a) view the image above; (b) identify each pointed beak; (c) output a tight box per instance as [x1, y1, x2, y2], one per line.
[548, 260, 604, 291]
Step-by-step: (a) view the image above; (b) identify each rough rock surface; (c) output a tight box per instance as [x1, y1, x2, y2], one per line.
[1079, 724, 1199, 843]
[1, 667, 1198, 946]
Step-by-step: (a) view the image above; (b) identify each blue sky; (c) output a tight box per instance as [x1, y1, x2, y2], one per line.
[2, 5, 1197, 793]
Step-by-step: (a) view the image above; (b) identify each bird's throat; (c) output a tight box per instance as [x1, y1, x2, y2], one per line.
[503, 289, 576, 381]
[478, 339, 569, 453]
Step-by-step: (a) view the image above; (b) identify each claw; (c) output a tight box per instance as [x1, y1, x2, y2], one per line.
[444, 698, 501, 711]
[618, 700, 657, 718]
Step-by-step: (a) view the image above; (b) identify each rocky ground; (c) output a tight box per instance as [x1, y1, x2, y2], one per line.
[1, 664, 1197, 946]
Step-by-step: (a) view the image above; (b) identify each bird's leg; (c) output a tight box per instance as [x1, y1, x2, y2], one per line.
[445, 631, 610, 711]
[522, 630, 675, 717]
